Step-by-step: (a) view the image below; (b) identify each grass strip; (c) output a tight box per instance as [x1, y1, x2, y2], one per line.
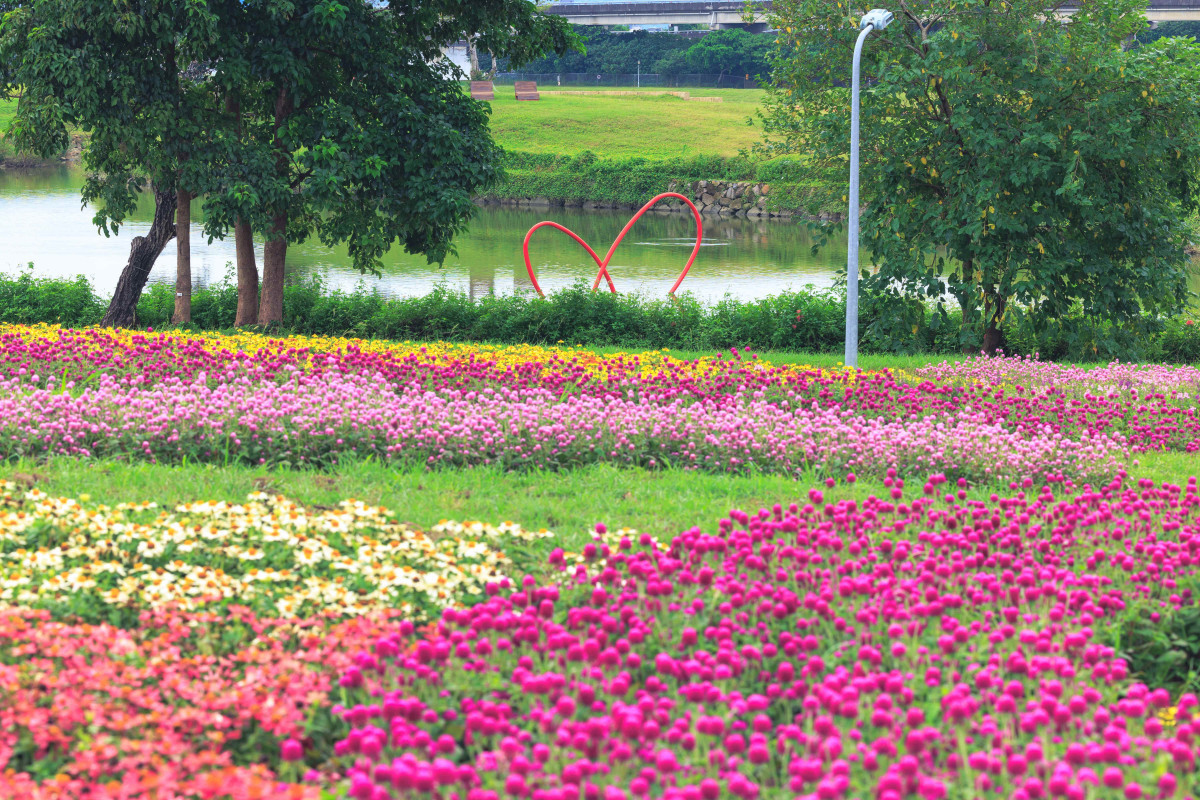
[7, 453, 1194, 556]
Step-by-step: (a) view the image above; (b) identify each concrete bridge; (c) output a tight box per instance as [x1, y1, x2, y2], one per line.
[543, 0, 1200, 27]
[544, 1, 771, 31]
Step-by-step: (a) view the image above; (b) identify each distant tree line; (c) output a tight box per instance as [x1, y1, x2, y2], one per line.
[1136, 21, 1200, 45]
[490, 27, 771, 79]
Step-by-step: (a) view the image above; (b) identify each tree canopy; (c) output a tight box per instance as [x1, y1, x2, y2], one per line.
[1136, 20, 1200, 46]
[762, 0, 1200, 356]
[0, 0, 578, 326]
[683, 29, 771, 79]
[1, 0, 218, 231]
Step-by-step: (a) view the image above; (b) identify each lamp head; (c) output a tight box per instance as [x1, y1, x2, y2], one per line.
[860, 9, 894, 31]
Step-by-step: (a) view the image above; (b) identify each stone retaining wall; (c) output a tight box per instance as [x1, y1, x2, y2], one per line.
[669, 179, 783, 218]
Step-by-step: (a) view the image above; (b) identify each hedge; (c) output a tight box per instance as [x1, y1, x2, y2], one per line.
[2, 268, 1199, 363]
[488, 151, 827, 212]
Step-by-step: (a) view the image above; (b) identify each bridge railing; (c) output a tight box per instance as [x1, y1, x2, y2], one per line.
[493, 72, 761, 88]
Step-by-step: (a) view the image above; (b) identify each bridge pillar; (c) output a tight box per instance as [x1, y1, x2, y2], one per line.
[712, 21, 770, 31]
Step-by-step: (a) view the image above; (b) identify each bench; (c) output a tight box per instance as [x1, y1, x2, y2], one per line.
[514, 81, 540, 101]
[469, 81, 494, 101]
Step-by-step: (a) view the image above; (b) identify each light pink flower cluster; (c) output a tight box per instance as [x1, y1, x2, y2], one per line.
[14, 326, 1200, 482]
[2, 327, 1199, 479]
[0, 371, 1126, 484]
[915, 353, 1200, 397]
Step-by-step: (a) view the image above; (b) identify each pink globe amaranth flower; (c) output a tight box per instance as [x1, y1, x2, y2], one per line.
[505, 773, 529, 797]
[281, 738, 304, 762]
[655, 749, 680, 773]
[4, 340, 1160, 484]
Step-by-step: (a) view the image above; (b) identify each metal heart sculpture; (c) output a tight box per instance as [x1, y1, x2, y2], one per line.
[522, 192, 703, 297]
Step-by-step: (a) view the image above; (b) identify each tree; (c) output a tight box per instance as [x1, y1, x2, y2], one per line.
[515, 27, 690, 74]
[762, 0, 1200, 356]
[2, 0, 578, 329]
[654, 49, 691, 80]
[684, 29, 771, 80]
[1136, 21, 1200, 46]
[0, 0, 221, 327]
[195, 0, 579, 327]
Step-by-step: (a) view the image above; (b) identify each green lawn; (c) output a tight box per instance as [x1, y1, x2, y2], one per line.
[484, 87, 766, 159]
[0, 96, 15, 158]
[4, 90, 765, 161]
[0, 96, 14, 132]
[4, 450, 1193, 559]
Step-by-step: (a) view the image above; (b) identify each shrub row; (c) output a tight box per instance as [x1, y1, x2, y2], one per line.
[491, 151, 821, 211]
[2, 268, 1198, 362]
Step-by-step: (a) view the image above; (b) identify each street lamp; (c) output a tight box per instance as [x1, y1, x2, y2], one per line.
[845, 8, 893, 370]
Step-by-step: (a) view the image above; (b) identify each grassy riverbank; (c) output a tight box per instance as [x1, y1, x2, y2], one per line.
[476, 88, 827, 210]
[0, 96, 83, 167]
[4, 91, 810, 209]
[486, 149, 815, 212]
[0, 97, 19, 164]
[0, 98, 14, 133]
[484, 87, 766, 159]
[4, 89, 768, 163]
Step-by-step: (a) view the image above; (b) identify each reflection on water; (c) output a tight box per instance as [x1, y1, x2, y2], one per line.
[3, 167, 1195, 303]
[0, 166, 863, 303]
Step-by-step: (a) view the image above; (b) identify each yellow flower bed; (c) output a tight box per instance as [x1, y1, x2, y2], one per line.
[0, 482, 552, 620]
[0, 322, 840, 382]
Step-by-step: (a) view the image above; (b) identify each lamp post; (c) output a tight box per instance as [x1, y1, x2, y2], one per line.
[638, 60, 641, 88]
[845, 8, 893, 370]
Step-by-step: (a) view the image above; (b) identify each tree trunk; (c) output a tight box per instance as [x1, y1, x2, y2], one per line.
[982, 324, 1004, 356]
[982, 295, 1006, 356]
[101, 184, 177, 328]
[469, 39, 480, 79]
[258, 213, 287, 326]
[257, 84, 294, 328]
[234, 218, 259, 326]
[172, 188, 192, 324]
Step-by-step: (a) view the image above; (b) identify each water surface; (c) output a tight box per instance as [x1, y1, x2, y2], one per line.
[4, 167, 1195, 304]
[0, 167, 856, 303]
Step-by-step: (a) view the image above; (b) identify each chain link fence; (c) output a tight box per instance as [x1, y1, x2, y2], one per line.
[493, 72, 760, 89]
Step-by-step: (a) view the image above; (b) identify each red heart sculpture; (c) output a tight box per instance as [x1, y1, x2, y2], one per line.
[522, 192, 703, 297]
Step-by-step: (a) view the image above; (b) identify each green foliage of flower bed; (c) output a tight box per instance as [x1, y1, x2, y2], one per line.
[3, 269, 1200, 362]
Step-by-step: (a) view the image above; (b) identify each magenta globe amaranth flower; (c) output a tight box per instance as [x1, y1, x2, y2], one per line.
[281, 738, 304, 762]
[321, 471, 1200, 799]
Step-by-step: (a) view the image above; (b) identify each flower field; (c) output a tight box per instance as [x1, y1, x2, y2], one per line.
[0, 323, 1199, 799]
[1, 324, 1198, 483]
[335, 474, 1200, 800]
[0, 488, 553, 622]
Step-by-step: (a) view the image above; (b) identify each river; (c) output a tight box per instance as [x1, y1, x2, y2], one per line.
[4, 167, 1196, 304]
[0, 167, 859, 303]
